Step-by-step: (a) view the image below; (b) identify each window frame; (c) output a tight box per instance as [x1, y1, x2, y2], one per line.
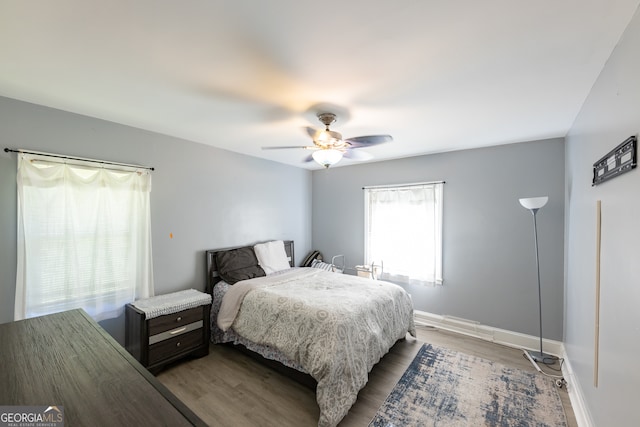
[364, 181, 444, 286]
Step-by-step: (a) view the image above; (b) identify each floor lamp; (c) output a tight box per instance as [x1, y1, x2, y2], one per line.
[519, 196, 550, 364]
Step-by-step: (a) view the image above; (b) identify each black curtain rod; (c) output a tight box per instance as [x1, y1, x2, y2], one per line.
[362, 180, 445, 190]
[4, 148, 155, 171]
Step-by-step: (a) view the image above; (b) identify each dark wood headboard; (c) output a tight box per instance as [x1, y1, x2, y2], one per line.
[205, 240, 294, 295]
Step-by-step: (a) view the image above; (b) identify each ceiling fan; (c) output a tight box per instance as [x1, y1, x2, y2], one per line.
[263, 112, 393, 168]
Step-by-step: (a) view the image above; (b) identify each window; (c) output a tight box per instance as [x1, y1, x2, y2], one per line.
[15, 153, 154, 321]
[364, 182, 443, 286]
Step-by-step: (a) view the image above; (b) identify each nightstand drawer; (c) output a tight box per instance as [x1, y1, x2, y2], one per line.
[149, 320, 203, 345]
[148, 307, 203, 336]
[148, 329, 203, 366]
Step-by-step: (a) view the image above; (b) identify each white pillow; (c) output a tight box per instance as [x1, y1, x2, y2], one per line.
[254, 240, 291, 274]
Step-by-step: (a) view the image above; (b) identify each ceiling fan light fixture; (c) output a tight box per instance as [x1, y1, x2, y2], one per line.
[316, 129, 342, 146]
[262, 109, 392, 166]
[312, 148, 343, 168]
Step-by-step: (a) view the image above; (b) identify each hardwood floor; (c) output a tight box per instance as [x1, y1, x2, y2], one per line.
[157, 325, 577, 426]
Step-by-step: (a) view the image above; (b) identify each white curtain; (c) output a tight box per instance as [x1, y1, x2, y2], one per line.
[365, 183, 443, 286]
[15, 153, 154, 321]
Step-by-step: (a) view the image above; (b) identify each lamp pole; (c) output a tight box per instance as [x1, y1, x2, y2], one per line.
[529, 208, 546, 362]
[518, 196, 550, 363]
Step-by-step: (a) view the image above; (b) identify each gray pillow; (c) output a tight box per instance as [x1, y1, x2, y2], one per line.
[216, 246, 266, 285]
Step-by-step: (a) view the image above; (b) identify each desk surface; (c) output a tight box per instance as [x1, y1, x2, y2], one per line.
[0, 309, 206, 426]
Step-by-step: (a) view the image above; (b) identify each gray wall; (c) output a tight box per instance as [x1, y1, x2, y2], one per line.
[312, 139, 565, 340]
[564, 6, 640, 426]
[0, 96, 312, 344]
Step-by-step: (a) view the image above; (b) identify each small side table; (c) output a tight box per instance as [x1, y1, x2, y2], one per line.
[125, 289, 212, 374]
[355, 261, 384, 280]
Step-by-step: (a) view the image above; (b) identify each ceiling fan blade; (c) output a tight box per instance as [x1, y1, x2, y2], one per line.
[344, 134, 393, 148]
[305, 126, 322, 139]
[262, 145, 316, 150]
[304, 126, 325, 144]
[343, 150, 374, 161]
[303, 154, 315, 163]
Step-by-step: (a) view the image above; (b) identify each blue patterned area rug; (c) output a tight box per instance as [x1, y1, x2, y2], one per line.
[369, 343, 567, 427]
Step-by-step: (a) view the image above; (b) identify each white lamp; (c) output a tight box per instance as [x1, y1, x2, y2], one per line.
[519, 196, 549, 364]
[519, 197, 548, 212]
[312, 149, 343, 168]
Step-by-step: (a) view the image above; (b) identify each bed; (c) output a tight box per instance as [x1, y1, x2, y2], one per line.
[205, 240, 415, 427]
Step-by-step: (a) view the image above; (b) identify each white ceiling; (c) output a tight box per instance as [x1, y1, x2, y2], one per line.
[1, 1, 639, 169]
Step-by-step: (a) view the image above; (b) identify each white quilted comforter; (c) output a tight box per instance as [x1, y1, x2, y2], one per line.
[217, 268, 416, 427]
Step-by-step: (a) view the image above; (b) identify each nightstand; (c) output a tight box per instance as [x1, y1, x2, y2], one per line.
[125, 289, 212, 374]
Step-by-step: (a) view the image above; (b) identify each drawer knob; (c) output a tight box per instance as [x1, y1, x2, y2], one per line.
[176, 316, 182, 322]
[176, 342, 181, 347]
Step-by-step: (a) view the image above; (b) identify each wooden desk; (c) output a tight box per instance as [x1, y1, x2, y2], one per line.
[0, 309, 206, 426]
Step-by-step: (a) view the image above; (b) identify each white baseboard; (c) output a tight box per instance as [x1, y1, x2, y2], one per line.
[559, 347, 594, 427]
[413, 310, 591, 427]
[413, 310, 564, 355]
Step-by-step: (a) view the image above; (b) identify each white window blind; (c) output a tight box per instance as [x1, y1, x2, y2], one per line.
[364, 182, 443, 286]
[15, 153, 154, 321]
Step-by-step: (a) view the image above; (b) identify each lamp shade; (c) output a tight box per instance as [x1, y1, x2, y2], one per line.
[312, 149, 343, 168]
[519, 196, 548, 211]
